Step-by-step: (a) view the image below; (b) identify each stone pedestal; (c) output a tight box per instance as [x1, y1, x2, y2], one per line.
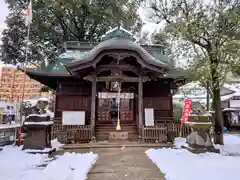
[184, 117, 219, 153]
[186, 130, 213, 148]
[22, 115, 55, 153]
[22, 124, 52, 150]
[108, 131, 128, 140]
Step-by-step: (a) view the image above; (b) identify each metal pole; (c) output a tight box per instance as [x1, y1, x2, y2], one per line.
[18, 23, 30, 146]
[21, 23, 30, 102]
[116, 82, 121, 131]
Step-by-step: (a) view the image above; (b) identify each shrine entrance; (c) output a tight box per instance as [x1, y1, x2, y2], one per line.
[97, 92, 135, 123]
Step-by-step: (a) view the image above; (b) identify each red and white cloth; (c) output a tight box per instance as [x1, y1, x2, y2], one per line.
[181, 99, 192, 123]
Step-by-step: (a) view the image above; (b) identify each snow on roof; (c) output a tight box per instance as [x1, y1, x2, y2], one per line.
[223, 84, 240, 92]
[221, 92, 240, 101]
[25, 113, 49, 119]
[24, 121, 53, 125]
[24, 97, 50, 107]
[58, 50, 89, 59]
[222, 108, 238, 111]
[37, 97, 49, 102]
[174, 82, 240, 104]
[101, 26, 137, 40]
[0, 124, 20, 129]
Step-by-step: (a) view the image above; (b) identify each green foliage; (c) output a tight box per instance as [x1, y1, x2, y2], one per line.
[39, 86, 52, 92]
[173, 102, 183, 122]
[152, 32, 176, 67]
[1, 0, 142, 65]
[146, 0, 240, 144]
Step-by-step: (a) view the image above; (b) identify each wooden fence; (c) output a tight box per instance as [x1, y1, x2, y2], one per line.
[51, 125, 92, 143]
[141, 123, 191, 143]
[51, 123, 191, 144]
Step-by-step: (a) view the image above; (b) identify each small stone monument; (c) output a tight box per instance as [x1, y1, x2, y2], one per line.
[183, 113, 219, 153]
[22, 98, 55, 154]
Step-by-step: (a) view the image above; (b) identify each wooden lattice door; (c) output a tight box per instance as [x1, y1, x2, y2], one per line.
[97, 92, 134, 122]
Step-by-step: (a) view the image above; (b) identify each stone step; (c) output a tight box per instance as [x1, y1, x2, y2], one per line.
[96, 128, 138, 132]
[63, 142, 173, 149]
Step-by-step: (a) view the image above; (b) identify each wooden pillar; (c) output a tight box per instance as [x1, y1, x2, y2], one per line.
[91, 73, 97, 137]
[138, 75, 143, 128]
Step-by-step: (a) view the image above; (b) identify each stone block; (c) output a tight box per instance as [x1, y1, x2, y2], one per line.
[108, 132, 128, 140]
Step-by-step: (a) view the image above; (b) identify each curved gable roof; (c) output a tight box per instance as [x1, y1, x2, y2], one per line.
[67, 37, 169, 70]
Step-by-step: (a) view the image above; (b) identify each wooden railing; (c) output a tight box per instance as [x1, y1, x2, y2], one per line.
[140, 123, 191, 143]
[51, 123, 191, 144]
[51, 124, 92, 143]
[141, 124, 167, 142]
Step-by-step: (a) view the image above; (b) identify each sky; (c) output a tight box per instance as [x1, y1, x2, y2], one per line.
[0, 1, 9, 39]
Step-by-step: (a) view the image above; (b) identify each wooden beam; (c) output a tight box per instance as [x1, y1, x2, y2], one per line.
[90, 72, 96, 138]
[96, 64, 140, 75]
[138, 74, 143, 128]
[84, 75, 150, 82]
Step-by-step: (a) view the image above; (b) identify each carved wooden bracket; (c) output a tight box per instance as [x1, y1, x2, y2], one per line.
[108, 53, 130, 61]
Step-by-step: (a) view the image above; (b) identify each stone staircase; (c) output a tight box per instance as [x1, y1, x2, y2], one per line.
[95, 121, 138, 142]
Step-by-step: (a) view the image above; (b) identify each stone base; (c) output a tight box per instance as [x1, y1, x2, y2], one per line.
[108, 132, 128, 140]
[186, 131, 213, 148]
[24, 147, 56, 154]
[182, 145, 220, 154]
[22, 126, 52, 150]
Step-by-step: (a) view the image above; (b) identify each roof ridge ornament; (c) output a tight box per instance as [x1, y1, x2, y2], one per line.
[101, 26, 136, 42]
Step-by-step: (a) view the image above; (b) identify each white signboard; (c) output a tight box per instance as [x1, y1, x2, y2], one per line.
[62, 111, 85, 125]
[144, 108, 154, 126]
[230, 100, 240, 108]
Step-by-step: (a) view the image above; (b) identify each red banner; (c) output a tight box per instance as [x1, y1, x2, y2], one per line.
[181, 99, 192, 123]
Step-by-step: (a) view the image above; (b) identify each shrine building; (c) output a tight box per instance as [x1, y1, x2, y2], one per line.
[23, 27, 186, 142]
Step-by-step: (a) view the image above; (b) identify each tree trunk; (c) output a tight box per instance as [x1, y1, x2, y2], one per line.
[209, 54, 224, 145]
[212, 88, 224, 145]
[206, 83, 210, 111]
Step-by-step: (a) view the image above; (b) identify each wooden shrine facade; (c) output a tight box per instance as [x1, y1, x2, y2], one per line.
[53, 49, 177, 142]
[24, 27, 187, 143]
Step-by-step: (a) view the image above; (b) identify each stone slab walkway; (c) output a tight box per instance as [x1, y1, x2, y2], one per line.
[85, 147, 165, 180]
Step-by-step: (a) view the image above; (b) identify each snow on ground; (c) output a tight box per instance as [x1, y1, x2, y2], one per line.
[146, 134, 240, 180]
[0, 140, 98, 180]
[215, 134, 240, 155]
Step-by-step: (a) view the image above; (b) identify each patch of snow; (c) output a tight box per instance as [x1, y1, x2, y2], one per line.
[24, 121, 53, 125]
[146, 148, 240, 180]
[24, 148, 55, 153]
[46, 110, 54, 119]
[147, 134, 240, 180]
[174, 137, 188, 148]
[0, 145, 98, 180]
[215, 134, 240, 156]
[51, 139, 64, 151]
[0, 145, 48, 180]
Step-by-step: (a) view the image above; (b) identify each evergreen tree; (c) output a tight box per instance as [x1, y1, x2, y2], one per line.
[1, 0, 142, 65]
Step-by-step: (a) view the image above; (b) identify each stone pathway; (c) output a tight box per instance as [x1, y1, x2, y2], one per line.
[86, 147, 165, 180]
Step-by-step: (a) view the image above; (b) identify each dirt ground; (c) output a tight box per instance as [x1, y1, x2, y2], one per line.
[65, 147, 165, 180]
